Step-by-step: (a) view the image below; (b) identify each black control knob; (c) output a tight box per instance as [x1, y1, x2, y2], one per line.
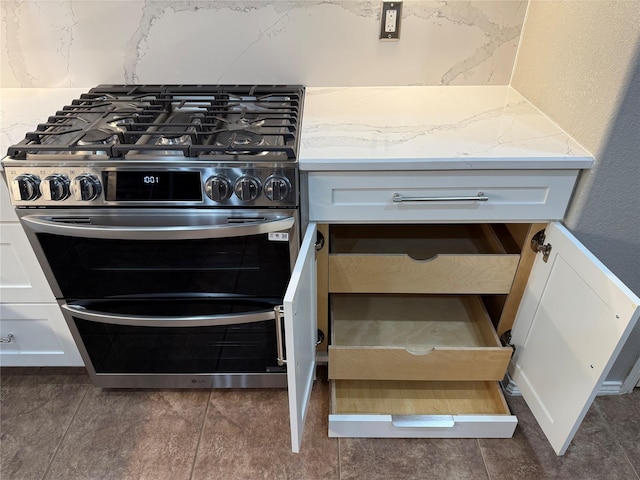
[234, 176, 261, 202]
[264, 176, 291, 202]
[71, 174, 102, 201]
[205, 175, 232, 202]
[41, 174, 70, 201]
[10, 174, 41, 201]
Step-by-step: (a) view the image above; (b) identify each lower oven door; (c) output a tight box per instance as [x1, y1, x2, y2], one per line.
[61, 298, 287, 388]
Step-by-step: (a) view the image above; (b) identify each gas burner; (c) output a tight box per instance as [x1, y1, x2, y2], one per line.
[158, 134, 192, 146]
[228, 104, 267, 128]
[212, 130, 267, 155]
[154, 113, 201, 147]
[236, 114, 265, 128]
[107, 114, 138, 131]
[109, 116, 135, 126]
[215, 130, 264, 148]
[77, 128, 119, 146]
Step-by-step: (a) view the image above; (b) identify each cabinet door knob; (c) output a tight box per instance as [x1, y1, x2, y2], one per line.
[0, 333, 15, 343]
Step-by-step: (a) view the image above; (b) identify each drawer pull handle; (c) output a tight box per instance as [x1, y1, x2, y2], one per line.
[405, 347, 435, 356]
[0, 333, 15, 344]
[393, 192, 488, 203]
[275, 306, 286, 366]
[391, 415, 455, 428]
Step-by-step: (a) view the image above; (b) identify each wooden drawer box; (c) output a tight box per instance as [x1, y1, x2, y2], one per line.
[328, 295, 513, 381]
[329, 224, 519, 294]
[329, 380, 517, 439]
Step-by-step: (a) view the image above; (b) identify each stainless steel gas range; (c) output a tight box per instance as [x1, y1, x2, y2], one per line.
[1, 84, 305, 388]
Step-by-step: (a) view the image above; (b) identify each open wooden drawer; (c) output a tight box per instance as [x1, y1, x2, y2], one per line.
[328, 224, 520, 294]
[328, 294, 513, 381]
[328, 380, 517, 438]
[286, 223, 640, 454]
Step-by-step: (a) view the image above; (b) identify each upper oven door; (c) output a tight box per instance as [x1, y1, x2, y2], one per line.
[18, 208, 298, 300]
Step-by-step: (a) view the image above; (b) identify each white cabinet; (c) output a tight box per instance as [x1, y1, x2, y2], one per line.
[509, 222, 640, 454]
[0, 180, 82, 366]
[1, 223, 57, 303]
[283, 224, 318, 453]
[285, 170, 640, 456]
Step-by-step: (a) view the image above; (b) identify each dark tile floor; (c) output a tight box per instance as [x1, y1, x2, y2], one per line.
[1, 367, 639, 480]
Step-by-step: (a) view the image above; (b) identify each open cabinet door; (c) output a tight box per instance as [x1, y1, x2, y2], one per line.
[283, 223, 318, 453]
[509, 222, 640, 455]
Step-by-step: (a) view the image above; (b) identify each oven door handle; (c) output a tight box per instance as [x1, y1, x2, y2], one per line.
[61, 303, 276, 327]
[20, 215, 295, 240]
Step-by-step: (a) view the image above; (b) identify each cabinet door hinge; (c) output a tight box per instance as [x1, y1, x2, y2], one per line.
[315, 231, 325, 252]
[531, 229, 552, 263]
[500, 330, 516, 353]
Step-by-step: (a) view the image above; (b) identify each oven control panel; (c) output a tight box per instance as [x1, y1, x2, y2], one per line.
[4, 166, 298, 208]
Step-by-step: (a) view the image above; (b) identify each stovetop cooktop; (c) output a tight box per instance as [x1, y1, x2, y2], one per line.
[6, 84, 304, 163]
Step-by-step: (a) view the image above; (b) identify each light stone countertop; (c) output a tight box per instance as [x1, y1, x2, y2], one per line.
[1, 86, 594, 172]
[299, 86, 594, 171]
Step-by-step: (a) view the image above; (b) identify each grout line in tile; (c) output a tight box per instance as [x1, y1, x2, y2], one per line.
[593, 400, 640, 480]
[39, 383, 91, 480]
[476, 438, 492, 480]
[188, 389, 212, 480]
[337, 437, 342, 480]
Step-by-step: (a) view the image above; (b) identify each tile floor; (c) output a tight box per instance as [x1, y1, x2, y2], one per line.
[1, 367, 639, 480]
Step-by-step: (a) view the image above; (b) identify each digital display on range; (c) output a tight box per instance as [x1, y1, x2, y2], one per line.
[105, 171, 202, 201]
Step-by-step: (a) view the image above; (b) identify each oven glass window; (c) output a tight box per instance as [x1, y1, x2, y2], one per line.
[70, 299, 283, 374]
[37, 232, 291, 299]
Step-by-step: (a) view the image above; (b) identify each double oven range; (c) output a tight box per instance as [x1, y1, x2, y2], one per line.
[2, 84, 305, 388]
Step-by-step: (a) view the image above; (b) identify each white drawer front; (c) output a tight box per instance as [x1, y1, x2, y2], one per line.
[328, 413, 517, 438]
[307, 170, 579, 222]
[0, 304, 83, 366]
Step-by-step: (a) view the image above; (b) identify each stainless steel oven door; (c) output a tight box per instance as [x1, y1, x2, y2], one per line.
[18, 208, 299, 300]
[60, 299, 287, 388]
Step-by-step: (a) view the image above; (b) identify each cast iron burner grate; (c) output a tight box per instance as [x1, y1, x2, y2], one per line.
[7, 84, 304, 162]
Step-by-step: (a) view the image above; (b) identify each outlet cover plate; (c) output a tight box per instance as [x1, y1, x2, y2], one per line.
[380, 1, 402, 40]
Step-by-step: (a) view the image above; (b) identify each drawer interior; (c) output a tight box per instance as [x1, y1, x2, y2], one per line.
[331, 380, 511, 415]
[327, 224, 521, 295]
[330, 224, 519, 258]
[328, 294, 512, 381]
[331, 294, 501, 350]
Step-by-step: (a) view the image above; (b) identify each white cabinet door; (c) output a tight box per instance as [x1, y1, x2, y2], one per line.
[284, 223, 318, 453]
[1, 180, 18, 221]
[1, 223, 56, 303]
[509, 222, 640, 455]
[0, 303, 83, 366]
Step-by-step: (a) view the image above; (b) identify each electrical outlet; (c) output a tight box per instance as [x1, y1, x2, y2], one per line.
[380, 1, 402, 40]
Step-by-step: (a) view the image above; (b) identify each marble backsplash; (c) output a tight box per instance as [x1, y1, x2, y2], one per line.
[1, 0, 527, 88]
